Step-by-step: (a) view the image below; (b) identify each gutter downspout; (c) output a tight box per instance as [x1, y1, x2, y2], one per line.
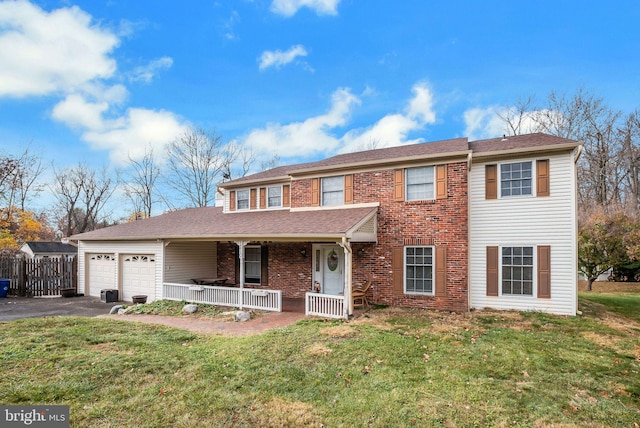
[573, 145, 583, 315]
[340, 237, 353, 319]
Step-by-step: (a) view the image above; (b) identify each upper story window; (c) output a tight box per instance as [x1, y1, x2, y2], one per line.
[406, 166, 434, 201]
[322, 176, 344, 206]
[236, 190, 250, 210]
[501, 161, 532, 197]
[267, 186, 281, 208]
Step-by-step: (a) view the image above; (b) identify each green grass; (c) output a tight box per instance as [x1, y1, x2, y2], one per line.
[579, 291, 640, 323]
[0, 300, 639, 427]
[121, 299, 226, 318]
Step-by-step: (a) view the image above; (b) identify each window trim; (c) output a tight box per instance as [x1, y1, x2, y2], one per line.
[499, 245, 536, 297]
[321, 175, 345, 207]
[405, 166, 435, 201]
[236, 189, 250, 211]
[499, 161, 534, 198]
[244, 245, 262, 284]
[403, 245, 435, 295]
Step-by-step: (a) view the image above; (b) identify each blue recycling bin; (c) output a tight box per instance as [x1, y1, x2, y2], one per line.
[0, 279, 9, 298]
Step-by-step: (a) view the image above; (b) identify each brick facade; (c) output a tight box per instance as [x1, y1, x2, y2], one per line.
[221, 161, 469, 312]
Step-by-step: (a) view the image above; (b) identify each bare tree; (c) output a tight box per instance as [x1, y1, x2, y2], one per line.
[499, 88, 624, 211]
[496, 95, 539, 136]
[220, 141, 256, 181]
[165, 127, 228, 208]
[52, 164, 116, 236]
[123, 147, 160, 219]
[618, 110, 640, 213]
[12, 147, 45, 211]
[0, 147, 45, 223]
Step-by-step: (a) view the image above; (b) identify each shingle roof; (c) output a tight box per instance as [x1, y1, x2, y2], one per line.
[25, 242, 77, 253]
[469, 133, 579, 154]
[223, 137, 470, 186]
[72, 206, 378, 241]
[71, 132, 580, 243]
[223, 133, 580, 187]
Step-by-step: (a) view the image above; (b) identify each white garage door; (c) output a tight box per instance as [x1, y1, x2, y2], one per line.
[87, 254, 116, 298]
[121, 254, 156, 302]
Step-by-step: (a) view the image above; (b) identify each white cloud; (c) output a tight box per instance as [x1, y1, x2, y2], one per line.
[463, 107, 507, 141]
[243, 82, 438, 161]
[0, 2, 187, 166]
[51, 90, 187, 165]
[82, 107, 188, 165]
[129, 57, 173, 83]
[406, 82, 436, 124]
[0, 0, 118, 97]
[51, 94, 110, 131]
[259, 44, 308, 71]
[338, 83, 436, 153]
[243, 87, 360, 158]
[463, 106, 543, 141]
[270, 0, 340, 16]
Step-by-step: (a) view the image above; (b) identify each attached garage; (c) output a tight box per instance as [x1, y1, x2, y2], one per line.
[121, 254, 156, 302]
[77, 241, 162, 303]
[86, 253, 116, 298]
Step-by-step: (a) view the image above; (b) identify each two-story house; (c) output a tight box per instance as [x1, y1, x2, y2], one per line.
[72, 133, 581, 317]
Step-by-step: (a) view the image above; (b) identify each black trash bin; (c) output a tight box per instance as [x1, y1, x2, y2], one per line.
[0, 279, 9, 298]
[100, 289, 118, 303]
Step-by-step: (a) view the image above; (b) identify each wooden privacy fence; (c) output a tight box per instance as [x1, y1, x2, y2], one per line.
[0, 256, 77, 297]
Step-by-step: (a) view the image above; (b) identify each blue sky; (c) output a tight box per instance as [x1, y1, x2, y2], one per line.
[1, 0, 639, 195]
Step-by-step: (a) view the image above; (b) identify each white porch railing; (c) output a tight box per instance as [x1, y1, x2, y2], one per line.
[305, 292, 346, 319]
[163, 283, 282, 312]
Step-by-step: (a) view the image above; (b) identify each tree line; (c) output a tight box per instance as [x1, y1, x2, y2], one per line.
[0, 127, 274, 252]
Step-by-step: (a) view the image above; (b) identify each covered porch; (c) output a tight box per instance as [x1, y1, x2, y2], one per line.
[160, 205, 378, 319]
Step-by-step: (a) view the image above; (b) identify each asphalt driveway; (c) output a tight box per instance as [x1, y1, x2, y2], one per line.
[0, 295, 120, 321]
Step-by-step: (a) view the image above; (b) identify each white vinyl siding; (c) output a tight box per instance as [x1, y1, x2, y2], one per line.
[163, 242, 217, 283]
[469, 153, 578, 315]
[77, 241, 163, 302]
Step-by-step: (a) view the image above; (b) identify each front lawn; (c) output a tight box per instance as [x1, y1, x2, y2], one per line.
[0, 299, 639, 427]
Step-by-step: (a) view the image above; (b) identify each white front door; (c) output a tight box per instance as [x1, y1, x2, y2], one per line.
[317, 245, 344, 295]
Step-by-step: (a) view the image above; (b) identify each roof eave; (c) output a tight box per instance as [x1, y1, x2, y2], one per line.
[219, 175, 292, 190]
[77, 233, 350, 243]
[288, 150, 472, 177]
[471, 142, 582, 162]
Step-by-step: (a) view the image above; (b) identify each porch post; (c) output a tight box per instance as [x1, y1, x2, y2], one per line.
[236, 241, 248, 310]
[340, 237, 353, 318]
